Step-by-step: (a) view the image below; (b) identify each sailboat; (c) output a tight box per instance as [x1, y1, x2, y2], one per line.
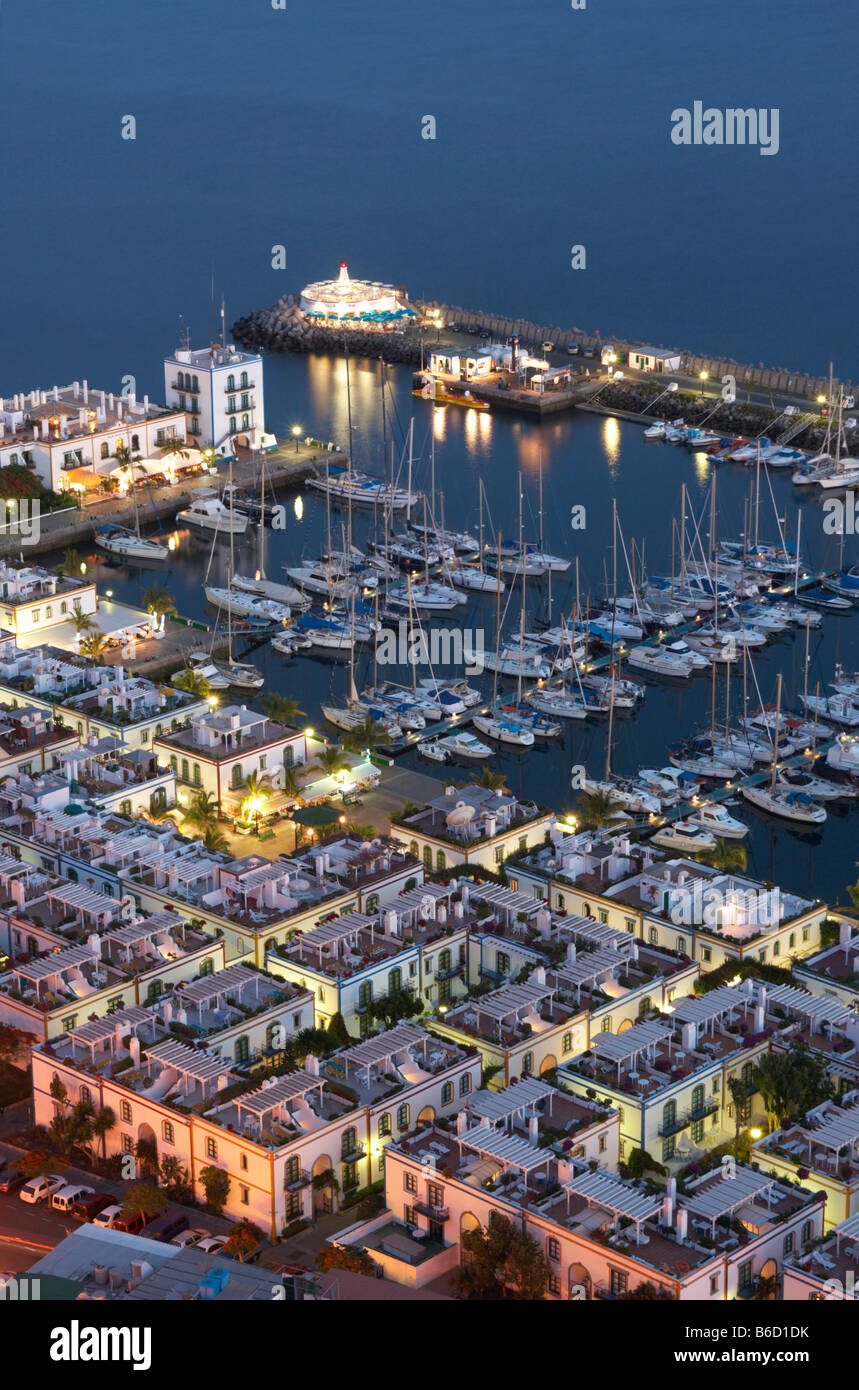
[97, 456, 169, 561]
[741, 675, 827, 824]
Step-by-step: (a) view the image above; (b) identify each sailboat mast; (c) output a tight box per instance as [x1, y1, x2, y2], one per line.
[517, 476, 526, 706]
[770, 673, 783, 793]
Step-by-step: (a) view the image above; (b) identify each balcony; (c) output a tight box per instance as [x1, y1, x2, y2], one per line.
[414, 1200, 449, 1222]
[658, 1099, 719, 1137]
[283, 1169, 310, 1192]
[172, 380, 200, 394]
[340, 1142, 366, 1164]
[436, 963, 464, 982]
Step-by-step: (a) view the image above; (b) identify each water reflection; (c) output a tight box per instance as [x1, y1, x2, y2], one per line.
[601, 416, 620, 473]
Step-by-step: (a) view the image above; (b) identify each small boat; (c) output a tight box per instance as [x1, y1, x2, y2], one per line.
[777, 769, 853, 801]
[637, 767, 706, 807]
[832, 665, 859, 700]
[436, 731, 492, 760]
[687, 635, 740, 665]
[525, 688, 591, 720]
[740, 708, 833, 746]
[444, 565, 506, 593]
[417, 678, 483, 711]
[799, 692, 859, 728]
[797, 588, 852, 612]
[321, 703, 402, 740]
[580, 778, 660, 815]
[826, 734, 859, 776]
[626, 646, 696, 678]
[96, 524, 169, 562]
[823, 565, 859, 601]
[650, 820, 717, 853]
[307, 465, 419, 510]
[579, 673, 645, 707]
[643, 421, 667, 440]
[740, 785, 827, 825]
[385, 581, 465, 613]
[223, 662, 265, 690]
[498, 704, 562, 739]
[232, 573, 310, 608]
[406, 519, 479, 554]
[187, 652, 230, 690]
[481, 649, 552, 681]
[413, 376, 490, 410]
[204, 586, 291, 625]
[696, 622, 767, 649]
[688, 801, 749, 839]
[419, 738, 449, 763]
[471, 714, 535, 747]
[177, 496, 248, 536]
[291, 615, 355, 651]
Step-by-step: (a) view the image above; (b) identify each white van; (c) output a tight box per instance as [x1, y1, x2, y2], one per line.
[51, 1183, 95, 1213]
[19, 1174, 66, 1204]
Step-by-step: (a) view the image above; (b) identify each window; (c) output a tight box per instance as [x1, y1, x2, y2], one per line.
[427, 1181, 445, 1210]
[119, 1100, 132, 1123]
[789, 933, 796, 949]
[441, 1082, 453, 1105]
[181, 759, 189, 783]
[738, 1260, 753, 1291]
[358, 981, 373, 1011]
[547, 1236, 561, 1261]
[599, 1134, 607, 1152]
[341, 1127, 357, 1160]
[710, 1274, 720, 1295]
[547, 1273, 561, 1297]
[439, 948, 451, 974]
[599, 909, 608, 925]
[522, 1053, 533, 1075]
[436, 850, 446, 871]
[397, 1104, 410, 1130]
[403, 1170, 417, 1194]
[205, 1137, 217, 1159]
[459, 1073, 471, 1096]
[240, 1186, 249, 1206]
[802, 927, 809, 942]
[193, 763, 201, 785]
[232, 763, 243, 787]
[783, 1232, 794, 1256]
[648, 926, 658, 945]
[240, 1153, 248, 1172]
[662, 1136, 675, 1162]
[121, 1134, 134, 1154]
[62, 1013, 78, 1032]
[378, 1114, 391, 1137]
[625, 918, 636, 934]
[162, 1120, 174, 1144]
[562, 1032, 572, 1054]
[235, 1035, 250, 1064]
[388, 967, 402, 994]
[79, 1084, 91, 1106]
[801, 1220, 812, 1247]
[609, 1268, 628, 1296]
[702, 947, 712, 964]
[497, 951, 510, 976]
[601, 1016, 612, 1033]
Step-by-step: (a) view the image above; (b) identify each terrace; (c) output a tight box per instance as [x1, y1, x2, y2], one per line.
[794, 921, 859, 991]
[514, 826, 655, 895]
[63, 667, 197, 725]
[0, 943, 128, 1011]
[754, 1096, 859, 1184]
[155, 705, 299, 762]
[786, 1210, 859, 1289]
[61, 742, 163, 798]
[0, 562, 91, 611]
[319, 1022, 470, 1107]
[0, 643, 96, 702]
[604, 861, 816, 939]
[282, 887, 462, 981]
[439, 975, 584, 1047]
[393, 785, 543, 847]
[206, 1065, 355, 1144]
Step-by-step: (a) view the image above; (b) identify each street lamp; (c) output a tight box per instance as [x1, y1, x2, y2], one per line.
[292, 425, 302, 453]
[699, 370, 709, 381]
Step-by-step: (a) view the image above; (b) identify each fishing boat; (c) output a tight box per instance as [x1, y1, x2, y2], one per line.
[792, 455, 859, 489]
[580, 778, 660, 815]
[413, 375, 490, 410]
[418, 738, 450, 763]
[799, 692, 859, 727]
[177, 495, 248, 536]
[688, 802, 749, 839]
[436, 731, 492, 760]
[684, 428, 722, 448]
[650, 820, 717, 853]
[270, 628, 313, 657]
[471, 714, 535, 747]
[643, 421, 667, 440]
[96, 524, 169, 563]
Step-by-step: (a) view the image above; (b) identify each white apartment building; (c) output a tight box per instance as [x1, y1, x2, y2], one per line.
[163, 341, 269, 455]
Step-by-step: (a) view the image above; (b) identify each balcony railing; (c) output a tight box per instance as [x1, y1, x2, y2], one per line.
[172, 380, 200, 394]
[284, 1169, 310, 1191]
[414, 1200, 449, 1222]
[658, 1099, 719, 1137]
[340, 1143, 366, 1164]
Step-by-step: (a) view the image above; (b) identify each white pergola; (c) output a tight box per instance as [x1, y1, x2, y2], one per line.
[64, 1005, 153, 1063]
[563, 915, 635, 955]
[468, 1076, 556, 1127]
[764, 983, 856, 1035]
[458, 1124, 553, 1177]
[562, 1168, 663, 1245]
[590, 1019, 673, 1080]
[551, 948, 627, 1003]
[457, 980, 555, 1042]
[684, 1168, 779, 1237]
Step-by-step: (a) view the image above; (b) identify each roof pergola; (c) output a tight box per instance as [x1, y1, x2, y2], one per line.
[551, 949, 626, 1002]
[672, 986, 750, 1031]
[178, 963, 267, 1013]
[467, 883, 542, 922]
[144, 1039, 233, 1088]
[390, 883, 452, 922]
[65, 1005, 153, 1060]
[340, 1023, 428, 1082]
[563, 915, 634, 955]
[234, 1070, 324, 1120]
[43, 882, 117, 918]
[17, 943, 96, 983]
[764, 983, 855, 1033]
[460, 980, 554, 1041]
[806, 1106, 859, 1155]
[468, 1076, 556, 1126]
[590, 1020, 673, 1078]
[291, 912, 376, 961]
[459, 1124, 553, 1175]
[562, 1168, 663, 1243]
[684, 1168, 779, 1235]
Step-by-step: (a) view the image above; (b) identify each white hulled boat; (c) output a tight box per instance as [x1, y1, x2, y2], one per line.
[177, 496, 248, 536]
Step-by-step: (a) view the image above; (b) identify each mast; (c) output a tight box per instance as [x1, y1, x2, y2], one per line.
[517, 475, 526, 707]
[769, 673, 783, 794]
[493, 531, 502, 705]
[227, 454, 235, 668]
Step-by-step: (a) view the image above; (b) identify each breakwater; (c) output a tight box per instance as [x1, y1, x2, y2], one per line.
[234, 293, 850, 405]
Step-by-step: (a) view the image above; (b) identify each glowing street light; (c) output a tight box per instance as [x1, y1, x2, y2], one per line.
[292, 425, 302, 453]
[699, 370, 709, 381]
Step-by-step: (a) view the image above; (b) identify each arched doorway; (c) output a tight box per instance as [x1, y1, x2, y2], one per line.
[417, 1105, 434, 1129]
[136, 1122, 158, 1176]
[540, 1054, 557, 1075]
[312, 1154, 336, 1216]
[569, 1263, 591, 1300]
[759, 1257, 778, 1299]
[460, 1212, 481, 1266]
[617, 1018, 634, 1034]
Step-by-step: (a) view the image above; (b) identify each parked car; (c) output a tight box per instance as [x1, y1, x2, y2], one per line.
[91, 1204, 122, 1229]
[141, 1210, 188, 1243]
[72, 1192, 114, 1222]
[194, 1235, 227, 1255]
[112, 1209, 146, 1235]
[0, 1170, 27, 1195]
[169, 1227, 211, 1250]
[52, 1183, 95, 1213]
[19, 1174, 66, 1205]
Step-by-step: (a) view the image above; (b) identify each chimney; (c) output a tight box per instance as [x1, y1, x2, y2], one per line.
[129, 1036, 141, 1065]
[143, 395, 149, 412]
[78, 409, 86, 429]
[108, 392, 115, 410]
[456, 1110, 468, 1136]
[753, 1005, 765, 1033]
[304, 1053, 320, 1076]
[532, 965, 546, 986]
[675, 1208, 688, 1242]
[841, 920, 853, 946]
[528, 1114, 539, 1145]
[535, 907, 552, 938]
[680, 1021, 696, 1052]
[73, 381, 80, 399]
[82, 380, 89, 403]
[53, 386, 59, 402]
[41, 419, 48, 439]
[116, 400, 123, 421]
[662, 1193, 674, 1226]
[566, 941, 577, 964]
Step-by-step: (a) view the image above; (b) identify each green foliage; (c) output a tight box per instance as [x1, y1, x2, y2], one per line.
[456, 1212, 550, 1300]
[367, 987, 423, 1029]
[223, 1218, 264, 1262]
[199, 1163, 231, 1214]
[617, 1281, 676, 1301]
[122, 1181, 167, 1223]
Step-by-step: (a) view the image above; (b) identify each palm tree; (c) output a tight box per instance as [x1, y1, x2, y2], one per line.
[92, 1106, 116, 1162]
[69, 603, 95, 638]
[79, 631, 110, 664]
[142, 582, 178, 635]
[262, 693, 305, 727]
[173, 667, 211, 699]
[57, 547, 84, 578]
[699, 839, 747, 872]
[470, 766, 509, 793]
[846, 876, 859, 913]
[241, 770, 272, 828]
[202, 825, 230, 855]
[341, 716, 390, 752]
[184, 789, 219, 834]
[576, 789, 625, 832]
[281, 765, 302, 802]
[348, 823, 379, 841]
[159, 437, 191, 466]
[312, 746, 350, 779]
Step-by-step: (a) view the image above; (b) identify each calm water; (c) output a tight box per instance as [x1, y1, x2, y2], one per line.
[8, 0, 859, 903]
[57, 350, 859, 910]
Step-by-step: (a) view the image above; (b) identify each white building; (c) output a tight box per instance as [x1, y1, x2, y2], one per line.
[0, 383, 187, 494]
[163, 340, 269, 456]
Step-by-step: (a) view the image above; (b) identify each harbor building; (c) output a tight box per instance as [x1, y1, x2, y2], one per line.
[0, 564, 96, 642]
[0, 383, 187, 494]
[31, 1013, 480, 1238]
[163, 338, 270, 456]
[300, 261, 415, 327]
[333, 1082, 823, 1298]
[153, 704, 306, 817]
[625, 347, 682, 373]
